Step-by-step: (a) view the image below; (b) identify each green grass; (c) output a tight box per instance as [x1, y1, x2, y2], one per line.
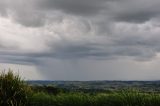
[28, 90, 160, 106]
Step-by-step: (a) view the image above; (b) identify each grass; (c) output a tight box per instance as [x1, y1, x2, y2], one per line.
[0, 70, 31, 106]
[28, 90, 160, 106]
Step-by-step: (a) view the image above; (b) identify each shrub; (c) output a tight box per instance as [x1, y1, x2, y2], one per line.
[0, 70, 31, 106]
[28, 92, 55, 106]
[31, 85, 62, 95]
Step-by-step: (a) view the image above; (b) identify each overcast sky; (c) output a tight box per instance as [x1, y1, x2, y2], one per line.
[1, 0, 160, 80]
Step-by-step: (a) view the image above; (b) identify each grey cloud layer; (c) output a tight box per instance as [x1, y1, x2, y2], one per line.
[1, 0, 160, 27]
[107, 0, 160, 23]
[37, 0, 108, 16]
[1, 0, 160, 65]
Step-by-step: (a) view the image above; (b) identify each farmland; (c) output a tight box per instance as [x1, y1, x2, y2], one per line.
[28, 80, 160, 93]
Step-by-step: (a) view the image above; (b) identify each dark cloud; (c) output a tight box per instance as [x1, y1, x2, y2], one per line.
[0, 0, 46, 27]
[0, 33, 160, 65]
[113, 12, 156, 23]
[108, 0, 160, 23]
[1, 0, 160, 27]
[0, 1, 7, 16]
[38, 0, 107, 16]
[12, 12, 45, 27]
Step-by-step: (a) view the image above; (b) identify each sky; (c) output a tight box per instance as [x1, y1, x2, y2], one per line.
[1, 0, 160, 80]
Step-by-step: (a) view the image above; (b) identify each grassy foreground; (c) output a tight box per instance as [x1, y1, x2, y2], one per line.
[28, 91, 160, 106]
[1, 71, 160, 106]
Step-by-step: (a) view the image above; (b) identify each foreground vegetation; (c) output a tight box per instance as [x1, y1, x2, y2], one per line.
[28, 90, 160, 106]
[1, 71, 160, 106]
[0, 70, 31, 106]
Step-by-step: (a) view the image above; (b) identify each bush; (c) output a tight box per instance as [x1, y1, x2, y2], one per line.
[31, 85, 62, 95]
[28, 92, 54, 106]
[0, 70, 32, 106]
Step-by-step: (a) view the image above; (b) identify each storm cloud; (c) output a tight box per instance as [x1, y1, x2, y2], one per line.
[1, 0, 160, 80]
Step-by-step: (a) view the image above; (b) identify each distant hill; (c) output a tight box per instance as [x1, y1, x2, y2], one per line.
[27, 80, 160, 92]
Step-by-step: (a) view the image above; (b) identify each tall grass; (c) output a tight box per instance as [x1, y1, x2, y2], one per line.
[28, 90, 160, 106]
[0, 70, 31, 106]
